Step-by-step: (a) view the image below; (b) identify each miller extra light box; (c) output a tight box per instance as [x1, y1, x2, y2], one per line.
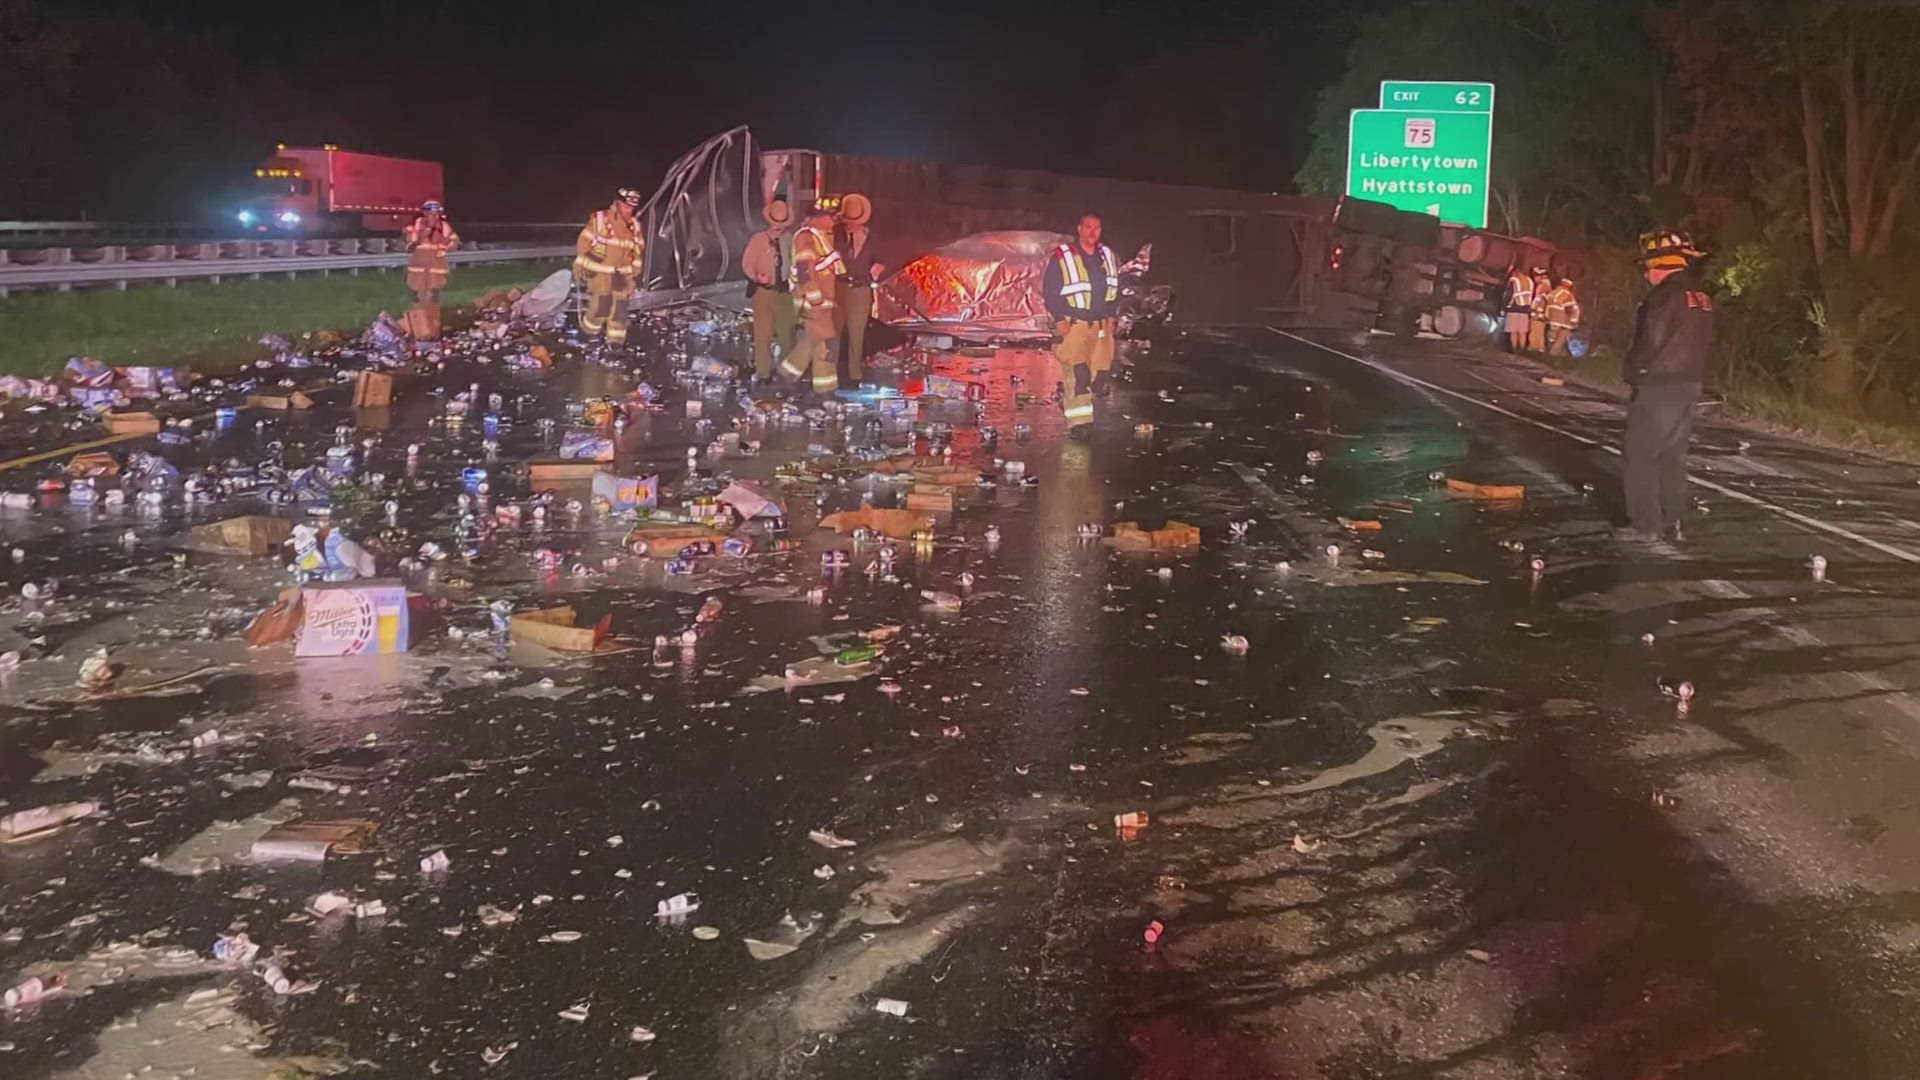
[295, 580, 410, 657]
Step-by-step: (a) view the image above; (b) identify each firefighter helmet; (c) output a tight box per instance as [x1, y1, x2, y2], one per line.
[1639, 229, 1703, 269]
[616, 188, 643, 207]
[421, 199, 444, 214]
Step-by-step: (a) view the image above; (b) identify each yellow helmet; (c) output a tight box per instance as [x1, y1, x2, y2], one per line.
[1639, 229, 1703, 270]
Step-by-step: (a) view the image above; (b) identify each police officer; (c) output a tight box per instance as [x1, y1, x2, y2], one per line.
[1619, 231, 1715, 543]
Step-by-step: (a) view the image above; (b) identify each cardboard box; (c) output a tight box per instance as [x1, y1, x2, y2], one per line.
[251, 818, 378, 862]
[717, 480, 782, 519]
[530, 460, 603, 485]
[817, 507, 935, 539]
[592, 472, 659, 511]
[905, 489, 955, 513]
[911, 466, 978, 489]
[558, 431, 615, 461]
[101, 411, 161, 436]
[1108, 521, 1201, 551]
[623, 523, 729, 557]
[67, 452, 120, 478]
[295, 581, 409, 657]
[510, 605, 612, 652]
[190, 515, 294, 557]
[352, 370, 394, 409]
[247, 392, 314, 411]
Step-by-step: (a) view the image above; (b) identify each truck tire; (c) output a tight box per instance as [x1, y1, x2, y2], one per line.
[1433, 304, 1466, 338]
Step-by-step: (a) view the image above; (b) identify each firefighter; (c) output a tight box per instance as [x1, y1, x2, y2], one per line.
[1526, 266, 1552, 352]
[1503, 263, 1533, 352]
[1545, 274, 1582, 356]
[778, 205, 844, 398]
[740, 198, 795, 384]
[574, 188, 645, 349]
[1619, 230, 1715, 544]
[833, 193, 884, 387]
[1042, 212, 1119, 438]
[402, 199, 459, 342]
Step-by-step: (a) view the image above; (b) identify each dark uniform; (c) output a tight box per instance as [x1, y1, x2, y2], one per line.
[1621, 266, 1716, 537]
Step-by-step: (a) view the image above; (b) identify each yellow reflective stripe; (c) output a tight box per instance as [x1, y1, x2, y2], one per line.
[1059, 245, 1092, 308]
[1064, 404, 1094, 419]
[1057, 245, 1085, 285]
[576, 257, 628, 274]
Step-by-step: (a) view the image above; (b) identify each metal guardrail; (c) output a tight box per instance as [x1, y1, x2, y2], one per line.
[0, 220, 577, 240]
[0, 242, 573, 298]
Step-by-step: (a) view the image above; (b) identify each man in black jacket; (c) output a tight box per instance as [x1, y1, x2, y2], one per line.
[1619, 231, 1716, 543]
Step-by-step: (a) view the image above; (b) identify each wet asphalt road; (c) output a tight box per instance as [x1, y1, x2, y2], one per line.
[4, 323, 1920, 1078]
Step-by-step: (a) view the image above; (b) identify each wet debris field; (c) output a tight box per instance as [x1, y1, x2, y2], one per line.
[0, 312, 1882, 1078]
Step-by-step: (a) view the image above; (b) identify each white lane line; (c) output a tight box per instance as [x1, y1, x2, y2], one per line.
[1695, 578, 1920, 729]
[1266, 328, 1920, 566]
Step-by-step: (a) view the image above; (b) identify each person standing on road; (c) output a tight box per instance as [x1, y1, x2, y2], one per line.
[778, 205, 844, 399]
[1043, 212, 1120, 439]
[1503, 263, 1534, 353]
[574, 188, 646, 350]
[1619, 231, 1715, 543]
[1526, 266, 1552, 353]
[741, 199, 795, 386]
[833, 193, 884, 389]
[1545, 274, 1582, 356]
[402, 200, 459, 343]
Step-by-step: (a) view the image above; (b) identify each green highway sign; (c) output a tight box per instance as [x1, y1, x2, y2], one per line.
[1345, 108, 1493, 227]
[1379, 80, 1496, 114]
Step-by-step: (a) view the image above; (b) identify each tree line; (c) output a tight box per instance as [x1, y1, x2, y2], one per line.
[1297, 0, 1920, 421]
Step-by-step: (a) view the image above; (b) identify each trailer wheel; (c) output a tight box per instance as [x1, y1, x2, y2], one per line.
[1433, 304, 1466, 338]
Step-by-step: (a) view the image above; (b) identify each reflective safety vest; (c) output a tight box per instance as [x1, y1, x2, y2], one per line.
[794, 226, 843, 278]
[575, 209, 644, 276]
[1056, 243, 1118, 311]
[1506, 273, 1533, 312]
[404, 217, 458, 272]
[793, 227, 840, 316]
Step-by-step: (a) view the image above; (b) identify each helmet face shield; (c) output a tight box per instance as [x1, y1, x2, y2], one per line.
[617, 188, 642, 208]
[422, 200, 444, 214]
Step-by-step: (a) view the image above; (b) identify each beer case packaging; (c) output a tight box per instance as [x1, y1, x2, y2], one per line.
[509, 605, 612, 652]
[295, 581, 409, 657]
[592, 472, 659, 511]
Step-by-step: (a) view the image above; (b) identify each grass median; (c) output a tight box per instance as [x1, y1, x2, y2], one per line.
[0, 261, 562, 376]
[1539, 342, 1920, 466]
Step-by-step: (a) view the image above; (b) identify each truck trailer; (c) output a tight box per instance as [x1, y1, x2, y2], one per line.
[235, 146, 443, 236]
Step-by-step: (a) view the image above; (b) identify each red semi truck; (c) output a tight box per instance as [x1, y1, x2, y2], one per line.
[235, 146, 443, 235]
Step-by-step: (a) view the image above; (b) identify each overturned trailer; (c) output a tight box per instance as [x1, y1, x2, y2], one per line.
[628, 127, 1570, 340]
[632, 127, 1333, 329]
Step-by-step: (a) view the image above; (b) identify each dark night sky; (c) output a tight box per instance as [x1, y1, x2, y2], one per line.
[43, 0, 1373, 219]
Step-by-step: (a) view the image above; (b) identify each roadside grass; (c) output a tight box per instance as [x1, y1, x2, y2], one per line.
[1534, 342, 1920, 466]
[0, 261, 562, 376]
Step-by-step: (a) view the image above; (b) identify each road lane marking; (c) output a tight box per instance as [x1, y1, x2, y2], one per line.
[1266, 328, 1920, 566]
